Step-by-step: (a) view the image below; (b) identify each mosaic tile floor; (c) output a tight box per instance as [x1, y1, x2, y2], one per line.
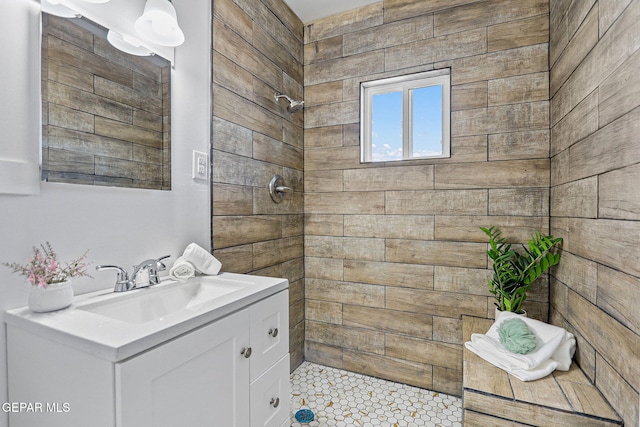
[289, 362, 462, 427]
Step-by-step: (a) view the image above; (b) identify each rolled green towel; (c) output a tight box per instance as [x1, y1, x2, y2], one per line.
[498, 318, 537, 354]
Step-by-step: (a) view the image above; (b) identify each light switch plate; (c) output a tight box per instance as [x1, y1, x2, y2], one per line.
[192, 150, 209, 181]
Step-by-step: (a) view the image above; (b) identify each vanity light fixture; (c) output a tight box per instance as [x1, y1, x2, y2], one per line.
[134, 0, 185, 47]
[107, 30, 154, 56]
[41, 0, 110, 18]
[41, 0, 81, 18]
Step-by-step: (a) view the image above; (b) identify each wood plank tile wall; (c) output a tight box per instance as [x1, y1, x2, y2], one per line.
[303, 0, 550, 396]
[211, 0, 305, 370]
[42, 15, 170, 189]
[550, 1, 640, 425]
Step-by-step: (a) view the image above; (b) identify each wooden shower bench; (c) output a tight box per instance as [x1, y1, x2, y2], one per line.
[462, 316, 623, 426]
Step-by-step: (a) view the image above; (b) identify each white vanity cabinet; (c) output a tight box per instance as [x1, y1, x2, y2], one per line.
[116, 308, 251, 427]
[7, 285, 289, 427]
[117, 289, 290, 427]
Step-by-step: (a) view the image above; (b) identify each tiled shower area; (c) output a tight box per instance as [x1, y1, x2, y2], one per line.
[210, 0, 640, 425]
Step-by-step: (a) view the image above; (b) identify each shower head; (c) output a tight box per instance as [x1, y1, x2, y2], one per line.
[275, 93, 304, 114]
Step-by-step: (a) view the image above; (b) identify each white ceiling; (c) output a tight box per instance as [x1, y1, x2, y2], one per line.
[282, 0, 379, 23]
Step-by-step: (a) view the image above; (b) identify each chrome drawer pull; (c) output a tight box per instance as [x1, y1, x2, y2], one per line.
[268, 328, 279, 338]
[240, 347, 252, 358]
[270, 397, 280, 408]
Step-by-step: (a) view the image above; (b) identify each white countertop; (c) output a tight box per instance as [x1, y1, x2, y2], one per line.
[5, 273, 288, 362]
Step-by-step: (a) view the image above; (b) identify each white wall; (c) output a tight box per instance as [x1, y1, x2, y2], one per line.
[0, 1, 211, 425]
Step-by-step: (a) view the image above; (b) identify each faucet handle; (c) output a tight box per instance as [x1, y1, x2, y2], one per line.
[96, 265, 132, 292]
[155, 255, 171, 272]
[96, 265, 129, 281]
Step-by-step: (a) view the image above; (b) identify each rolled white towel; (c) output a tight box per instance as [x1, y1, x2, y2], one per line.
[182, 243, 222, 275]
[169, 256, 196, 281]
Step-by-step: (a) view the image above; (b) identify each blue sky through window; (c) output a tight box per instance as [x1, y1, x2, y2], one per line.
[371, 91, 402, 161]
[413, 85, 443, 157]
[371, 85, 443, 161]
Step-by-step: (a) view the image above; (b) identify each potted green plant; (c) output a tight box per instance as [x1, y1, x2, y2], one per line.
[480, 226, 562, 314]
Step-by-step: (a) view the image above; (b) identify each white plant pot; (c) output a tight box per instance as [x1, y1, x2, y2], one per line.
[28, 281, 74, 313]
[495, 307, 527, 320]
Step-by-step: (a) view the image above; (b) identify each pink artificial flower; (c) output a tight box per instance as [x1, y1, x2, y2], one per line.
[3, 242, 91, 288]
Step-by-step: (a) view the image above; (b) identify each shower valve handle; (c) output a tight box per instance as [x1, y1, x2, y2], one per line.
[269, 175, 291, 203]
[275, 186, 291, 193]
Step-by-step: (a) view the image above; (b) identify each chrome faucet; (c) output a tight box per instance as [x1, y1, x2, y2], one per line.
[96, 255, 170, 292]
[132, 255, 170, 286]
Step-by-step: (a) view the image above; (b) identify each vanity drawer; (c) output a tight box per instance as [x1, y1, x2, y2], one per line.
[250, 354, 290, 427]
[250, 290, 289, 380]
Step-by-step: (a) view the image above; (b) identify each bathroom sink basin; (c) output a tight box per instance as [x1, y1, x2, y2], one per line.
[5, 272, 288, 362]
[78, 278, 241, 323]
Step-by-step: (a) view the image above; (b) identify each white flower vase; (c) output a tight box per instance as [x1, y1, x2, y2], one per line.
[28, 281, 74, 313]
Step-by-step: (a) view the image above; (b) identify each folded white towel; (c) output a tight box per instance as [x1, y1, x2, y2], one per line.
[466, 341, 560, 381]
[508, 359, 558, 382]
[182, 243, 222, 275]
[464, 311, 575, 381]
[551, 335, 575, 371]
[477, 311, 572, 370]
[169, 256, 196, 281]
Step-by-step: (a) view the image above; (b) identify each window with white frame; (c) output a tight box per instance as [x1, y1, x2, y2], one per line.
[360, 69, 451, 162]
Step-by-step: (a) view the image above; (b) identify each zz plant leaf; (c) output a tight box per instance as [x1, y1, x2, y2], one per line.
[481, 226, 563, 314]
